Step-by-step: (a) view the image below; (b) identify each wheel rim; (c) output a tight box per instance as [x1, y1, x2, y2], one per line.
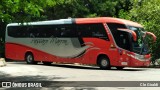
[101, 59, 108, 67]
[27, 55, 33, 63]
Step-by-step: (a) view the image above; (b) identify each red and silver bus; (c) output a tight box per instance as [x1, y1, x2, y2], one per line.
[5, 17, 156, 69]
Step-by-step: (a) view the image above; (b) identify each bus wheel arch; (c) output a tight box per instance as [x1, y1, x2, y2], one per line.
[97, 54, 111, 69]
[25, 52, 37, 64]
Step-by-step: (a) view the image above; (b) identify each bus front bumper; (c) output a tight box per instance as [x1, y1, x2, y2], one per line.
[129, 59, 151, 67]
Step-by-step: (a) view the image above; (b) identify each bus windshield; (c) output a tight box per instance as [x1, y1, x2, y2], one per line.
[127, 26, 149, 55]
[107, 23, 151, 55]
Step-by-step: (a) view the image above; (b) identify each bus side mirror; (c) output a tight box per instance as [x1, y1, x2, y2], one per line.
[130, 31, 137, 41]
[117, 28, 137, 41]
[146, 32, 156, 42]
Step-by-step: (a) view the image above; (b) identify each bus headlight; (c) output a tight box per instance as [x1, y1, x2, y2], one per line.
[135, 54, 145, 59]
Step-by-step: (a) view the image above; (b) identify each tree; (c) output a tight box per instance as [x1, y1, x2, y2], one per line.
[43, 0, 118, 19]
[0, 0, 56, 38]
[119, 0, 160, 62]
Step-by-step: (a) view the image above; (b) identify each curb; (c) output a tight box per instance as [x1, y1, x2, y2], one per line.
[0, 58, 7, 67]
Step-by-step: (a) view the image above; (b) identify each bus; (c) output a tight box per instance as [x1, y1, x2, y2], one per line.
[5, 17, 156, 69]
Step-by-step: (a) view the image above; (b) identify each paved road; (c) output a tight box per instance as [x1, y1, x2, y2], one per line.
[0, 61, 160, 90]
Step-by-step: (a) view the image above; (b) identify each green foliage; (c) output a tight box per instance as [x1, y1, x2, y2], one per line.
[46, 0, 133, 19]
[119, 0, 160, 61]
[118, 10, 131, 20]
[0, 0, 46, 23]
[0, 0, 132, 22]
[0, 0, 51, 56]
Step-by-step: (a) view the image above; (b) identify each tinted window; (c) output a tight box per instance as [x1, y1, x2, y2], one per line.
[29, 26, 52, 38]
[8, 24, 76, 38]
[107, 23, 131, 50]
[116, 31, 131, 50]
[28, 25, 76, 38]
[8, 26, 29, 38]
[107, 23, 126, 35]
[77, 24, 109, 40]
[8, 23, 108, 40]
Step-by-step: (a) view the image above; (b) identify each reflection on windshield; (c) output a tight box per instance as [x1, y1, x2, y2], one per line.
[128, 26, 149, 55]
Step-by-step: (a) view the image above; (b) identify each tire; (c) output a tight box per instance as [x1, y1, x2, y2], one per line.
[98, 56, 110, 69]
[43, 62, 52, 65]
[25, 53, 37, 64]
[116, 66, 124, 70]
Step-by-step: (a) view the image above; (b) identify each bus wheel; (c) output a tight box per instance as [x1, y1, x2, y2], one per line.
[98, 56, 110, 69]
[43, 62, 52, 65]
[116, 67, 124, 70]
[25, 53, 37, 64]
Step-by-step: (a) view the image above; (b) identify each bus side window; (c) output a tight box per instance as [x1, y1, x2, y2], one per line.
[54, 28, 60, 37]
[57, 24, 76, 38]
[77, 24, 91, 37]
[77, 23, 109, 40]
[29, 27, 35, 38]
[91, 25, 106, 37]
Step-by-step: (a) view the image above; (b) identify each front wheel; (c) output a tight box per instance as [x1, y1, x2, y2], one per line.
[25, 53, 37, 64]
[98, 56, 110, 69]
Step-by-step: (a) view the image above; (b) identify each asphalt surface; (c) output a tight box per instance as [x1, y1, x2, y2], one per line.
[0, 61, 160, 90]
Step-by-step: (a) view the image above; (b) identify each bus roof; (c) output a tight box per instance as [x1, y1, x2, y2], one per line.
[7, 17, 143, 28]
[7, 19, 73, 26]
[75, 17, 143, 27]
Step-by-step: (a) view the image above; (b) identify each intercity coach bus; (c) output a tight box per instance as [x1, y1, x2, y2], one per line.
[5, 17, 156, 69]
